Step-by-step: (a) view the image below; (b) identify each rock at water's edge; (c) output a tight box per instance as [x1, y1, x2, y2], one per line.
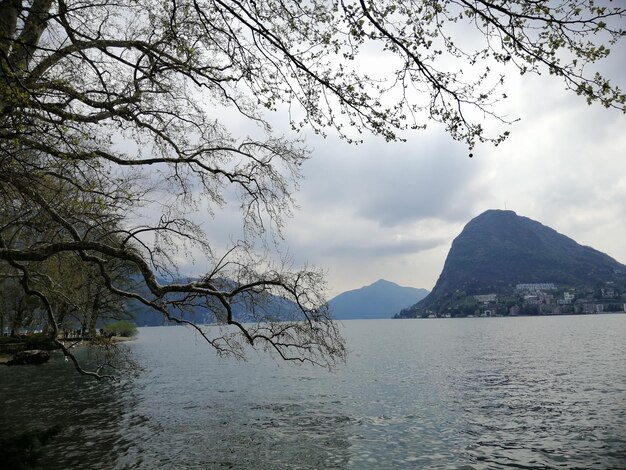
[6, 350, 50, 366]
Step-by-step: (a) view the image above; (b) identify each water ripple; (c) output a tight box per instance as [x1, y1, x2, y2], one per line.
[1, 316, 625, 469]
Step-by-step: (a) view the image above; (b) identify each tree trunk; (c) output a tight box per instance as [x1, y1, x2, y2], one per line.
[0, 0, 20, 57]
[8, 0, 54, 71]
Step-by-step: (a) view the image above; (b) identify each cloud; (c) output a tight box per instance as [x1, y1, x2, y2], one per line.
[286, 209, 449, 258]
[278, 60, 626, 296]
[297, 130, 488, 227]
[165, 37, 626, 298]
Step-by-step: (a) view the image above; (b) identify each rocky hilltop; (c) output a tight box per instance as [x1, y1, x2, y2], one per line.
[399, 210, 626, 317]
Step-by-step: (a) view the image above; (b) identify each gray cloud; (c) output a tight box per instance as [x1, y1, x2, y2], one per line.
[169, 44, 626, 297]
[298, 131, 487, 227]
[324, 237, 446, 258]
[279, 63, 626, 295]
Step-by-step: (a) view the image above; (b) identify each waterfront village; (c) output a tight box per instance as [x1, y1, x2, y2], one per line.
[423, 282, 626, 318]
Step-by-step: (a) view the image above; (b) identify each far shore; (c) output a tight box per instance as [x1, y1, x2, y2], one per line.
[0, 335, 136, 365]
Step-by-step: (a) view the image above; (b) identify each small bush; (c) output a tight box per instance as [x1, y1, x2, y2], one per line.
[102, 321, 138, 338]
[0, 336, 21, 344]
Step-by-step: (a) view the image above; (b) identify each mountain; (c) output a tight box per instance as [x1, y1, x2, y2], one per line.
[401, 210, 626, 316]
[127, 277, 300, 327]
[329, 279, 429, 320]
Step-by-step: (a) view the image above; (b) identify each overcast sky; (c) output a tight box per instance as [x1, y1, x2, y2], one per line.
[267, 58, 626, 298]
[178, 30, 626, 299]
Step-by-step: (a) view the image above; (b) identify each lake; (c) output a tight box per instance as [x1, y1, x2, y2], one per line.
[1, 315, 625, 469]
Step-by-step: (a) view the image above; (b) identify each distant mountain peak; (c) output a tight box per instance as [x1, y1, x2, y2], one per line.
[329, 280, 428, 320]
[370, 279, 402, 287]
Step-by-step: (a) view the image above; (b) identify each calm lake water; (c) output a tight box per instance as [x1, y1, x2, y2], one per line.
[1, 315, 625, 469]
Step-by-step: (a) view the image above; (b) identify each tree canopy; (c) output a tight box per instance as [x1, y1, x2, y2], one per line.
[0, 0, 623, 377]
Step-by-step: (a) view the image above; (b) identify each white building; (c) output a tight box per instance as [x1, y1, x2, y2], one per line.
[516, 283, 556, 293]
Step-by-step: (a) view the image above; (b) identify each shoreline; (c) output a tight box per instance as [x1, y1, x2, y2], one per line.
[0, 336, 136, 365]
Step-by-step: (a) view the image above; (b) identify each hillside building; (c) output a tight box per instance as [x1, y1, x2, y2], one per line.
[516, 283, 556, 293]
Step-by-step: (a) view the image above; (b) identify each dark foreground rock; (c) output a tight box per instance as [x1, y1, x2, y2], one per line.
[6, 350, 50, 365]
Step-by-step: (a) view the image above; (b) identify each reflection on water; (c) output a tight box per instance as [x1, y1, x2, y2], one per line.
[1, 315, 625, 469]
[0, 349, 139, 469]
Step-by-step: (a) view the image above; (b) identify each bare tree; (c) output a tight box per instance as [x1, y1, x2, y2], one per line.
[0, 1, 623, 377]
